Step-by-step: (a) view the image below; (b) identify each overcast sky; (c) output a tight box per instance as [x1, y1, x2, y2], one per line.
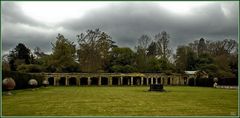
[2, 1, 238, 55]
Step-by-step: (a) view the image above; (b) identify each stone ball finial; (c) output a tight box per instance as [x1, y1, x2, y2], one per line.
[42, 80, 49, 87]
[28, 79, 38, 88]
[3, 77, 16, 95]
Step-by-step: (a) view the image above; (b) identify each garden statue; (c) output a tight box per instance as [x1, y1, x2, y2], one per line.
[3, 77, 16, 95]
[213, 77, 218, 88]
[42, 80, 49, 87]
[28, 79, 38, 90]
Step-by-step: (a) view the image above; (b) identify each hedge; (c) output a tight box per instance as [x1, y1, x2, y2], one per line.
[2, 71, 44, 91]
[188, 77, 237, 87]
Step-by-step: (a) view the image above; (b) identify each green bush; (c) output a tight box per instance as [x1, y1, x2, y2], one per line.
[2, 71, 44, 91]
[17, 64, 43, 73]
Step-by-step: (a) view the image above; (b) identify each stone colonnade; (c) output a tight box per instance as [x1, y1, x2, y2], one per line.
[42, 73, 188, 86]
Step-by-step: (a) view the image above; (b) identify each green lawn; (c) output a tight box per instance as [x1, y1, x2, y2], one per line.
[2, 86, 238, 116]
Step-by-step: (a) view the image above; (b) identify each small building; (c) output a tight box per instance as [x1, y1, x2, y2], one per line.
[184, 70, 208, 79]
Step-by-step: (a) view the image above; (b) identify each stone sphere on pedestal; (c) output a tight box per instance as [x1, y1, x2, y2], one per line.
[28, 79, 38, 90]
[42, 80, 49, 87]
[3, 77, 16, 95]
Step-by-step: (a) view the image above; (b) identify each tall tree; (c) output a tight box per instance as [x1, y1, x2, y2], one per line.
[8, 43, 31, 71]
[47, 33, 77, 72]
[135, 35, 151, 72]
[77, 29, 114, 72]
[154, 31, 171, 59]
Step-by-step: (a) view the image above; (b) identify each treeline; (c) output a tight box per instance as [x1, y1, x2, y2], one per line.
[2, 29, 238, 79]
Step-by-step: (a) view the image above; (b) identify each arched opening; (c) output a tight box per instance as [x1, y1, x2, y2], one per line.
[80, 77, 88, 85]
[133, 77, 141, 85]
[101, 77, 108, 85]
[168, 77, 171, 85]
[48, 77, 54, 86]
[122, 77, 129, 85]
[148, 78, 151, 85]
[59, 77, 66, 86]
[69, 77, 77, 86]
[91, 77, 98, 85]
[158, 78, 161, 84]
[153, 77, 156, 84]
[143, 78, 148, 85]
[112, 77, 118, 85]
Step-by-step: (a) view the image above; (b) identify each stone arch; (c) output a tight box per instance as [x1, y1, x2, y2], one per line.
[112, 77, 118, 85]
[158, 77, 161, 84]
[101, 77, 108, 85]
[48, 77, 54, 86]
[143, 78, 148, 85]
[59, 77, 66, 86]
[168, 77, 171, 85]
[69, 77, 77, 86]
[80, 77, 88, 85]
[90, 77, 98, 85]
[133, 77, 141, 85]
[122, 77, 130, 85]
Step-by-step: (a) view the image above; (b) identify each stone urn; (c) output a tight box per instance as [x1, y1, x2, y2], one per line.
[42, 80, 49, 87]
[28, 79, 38, 90]
[3, 77, 16, 95]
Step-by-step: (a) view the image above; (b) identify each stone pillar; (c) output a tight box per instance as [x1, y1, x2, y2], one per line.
[77, 78, 80, 86]
[151, 77, 153, 84]
[65, 77, 69, 86]
[53, 77, 57, 86]
[161, 77, 163, 85]
[118, 77, 121, 86]
[146, 78, 149, 85]
[108, 77, 112, 86]
[98, 76, 101, 86]
[128, 79, 130, 85]
[131, 77, 133, 85]
[141, 77, 144, 85]
[156, 78, 159, 84]
[88, 77, 91, 85]
[120, 76, 123, 85]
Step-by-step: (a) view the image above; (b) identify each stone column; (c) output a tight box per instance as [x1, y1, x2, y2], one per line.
[146, 78, 149, 85]
[108, 77, 112, 86]
[156, 78, 159, 84]
[118, 77, 121, 86]
[77, 78, 80, 86]
[53, 77, 57, 86]
[151, 77, 153, 84]
[127, 79, 130, 85]
[120, 76, 123, 85]
[141, 77, 143, 85]
[87, 77, 91, 85]
[65, 77, 69, 86]
[131, 77, 133, 85]
[98, 76, 101, 86]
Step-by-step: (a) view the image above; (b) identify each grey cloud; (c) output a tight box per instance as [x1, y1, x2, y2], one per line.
[61, 2, 238, 51]
[2, 2, 238, 55]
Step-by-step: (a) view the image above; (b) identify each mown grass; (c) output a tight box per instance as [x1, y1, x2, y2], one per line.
[2, 86, 238, 116]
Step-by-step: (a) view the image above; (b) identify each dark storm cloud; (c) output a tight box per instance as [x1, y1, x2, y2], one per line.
[2, 2, 60, 54]
[2, 2, 238, 55]
[61, 2, 238, 51]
